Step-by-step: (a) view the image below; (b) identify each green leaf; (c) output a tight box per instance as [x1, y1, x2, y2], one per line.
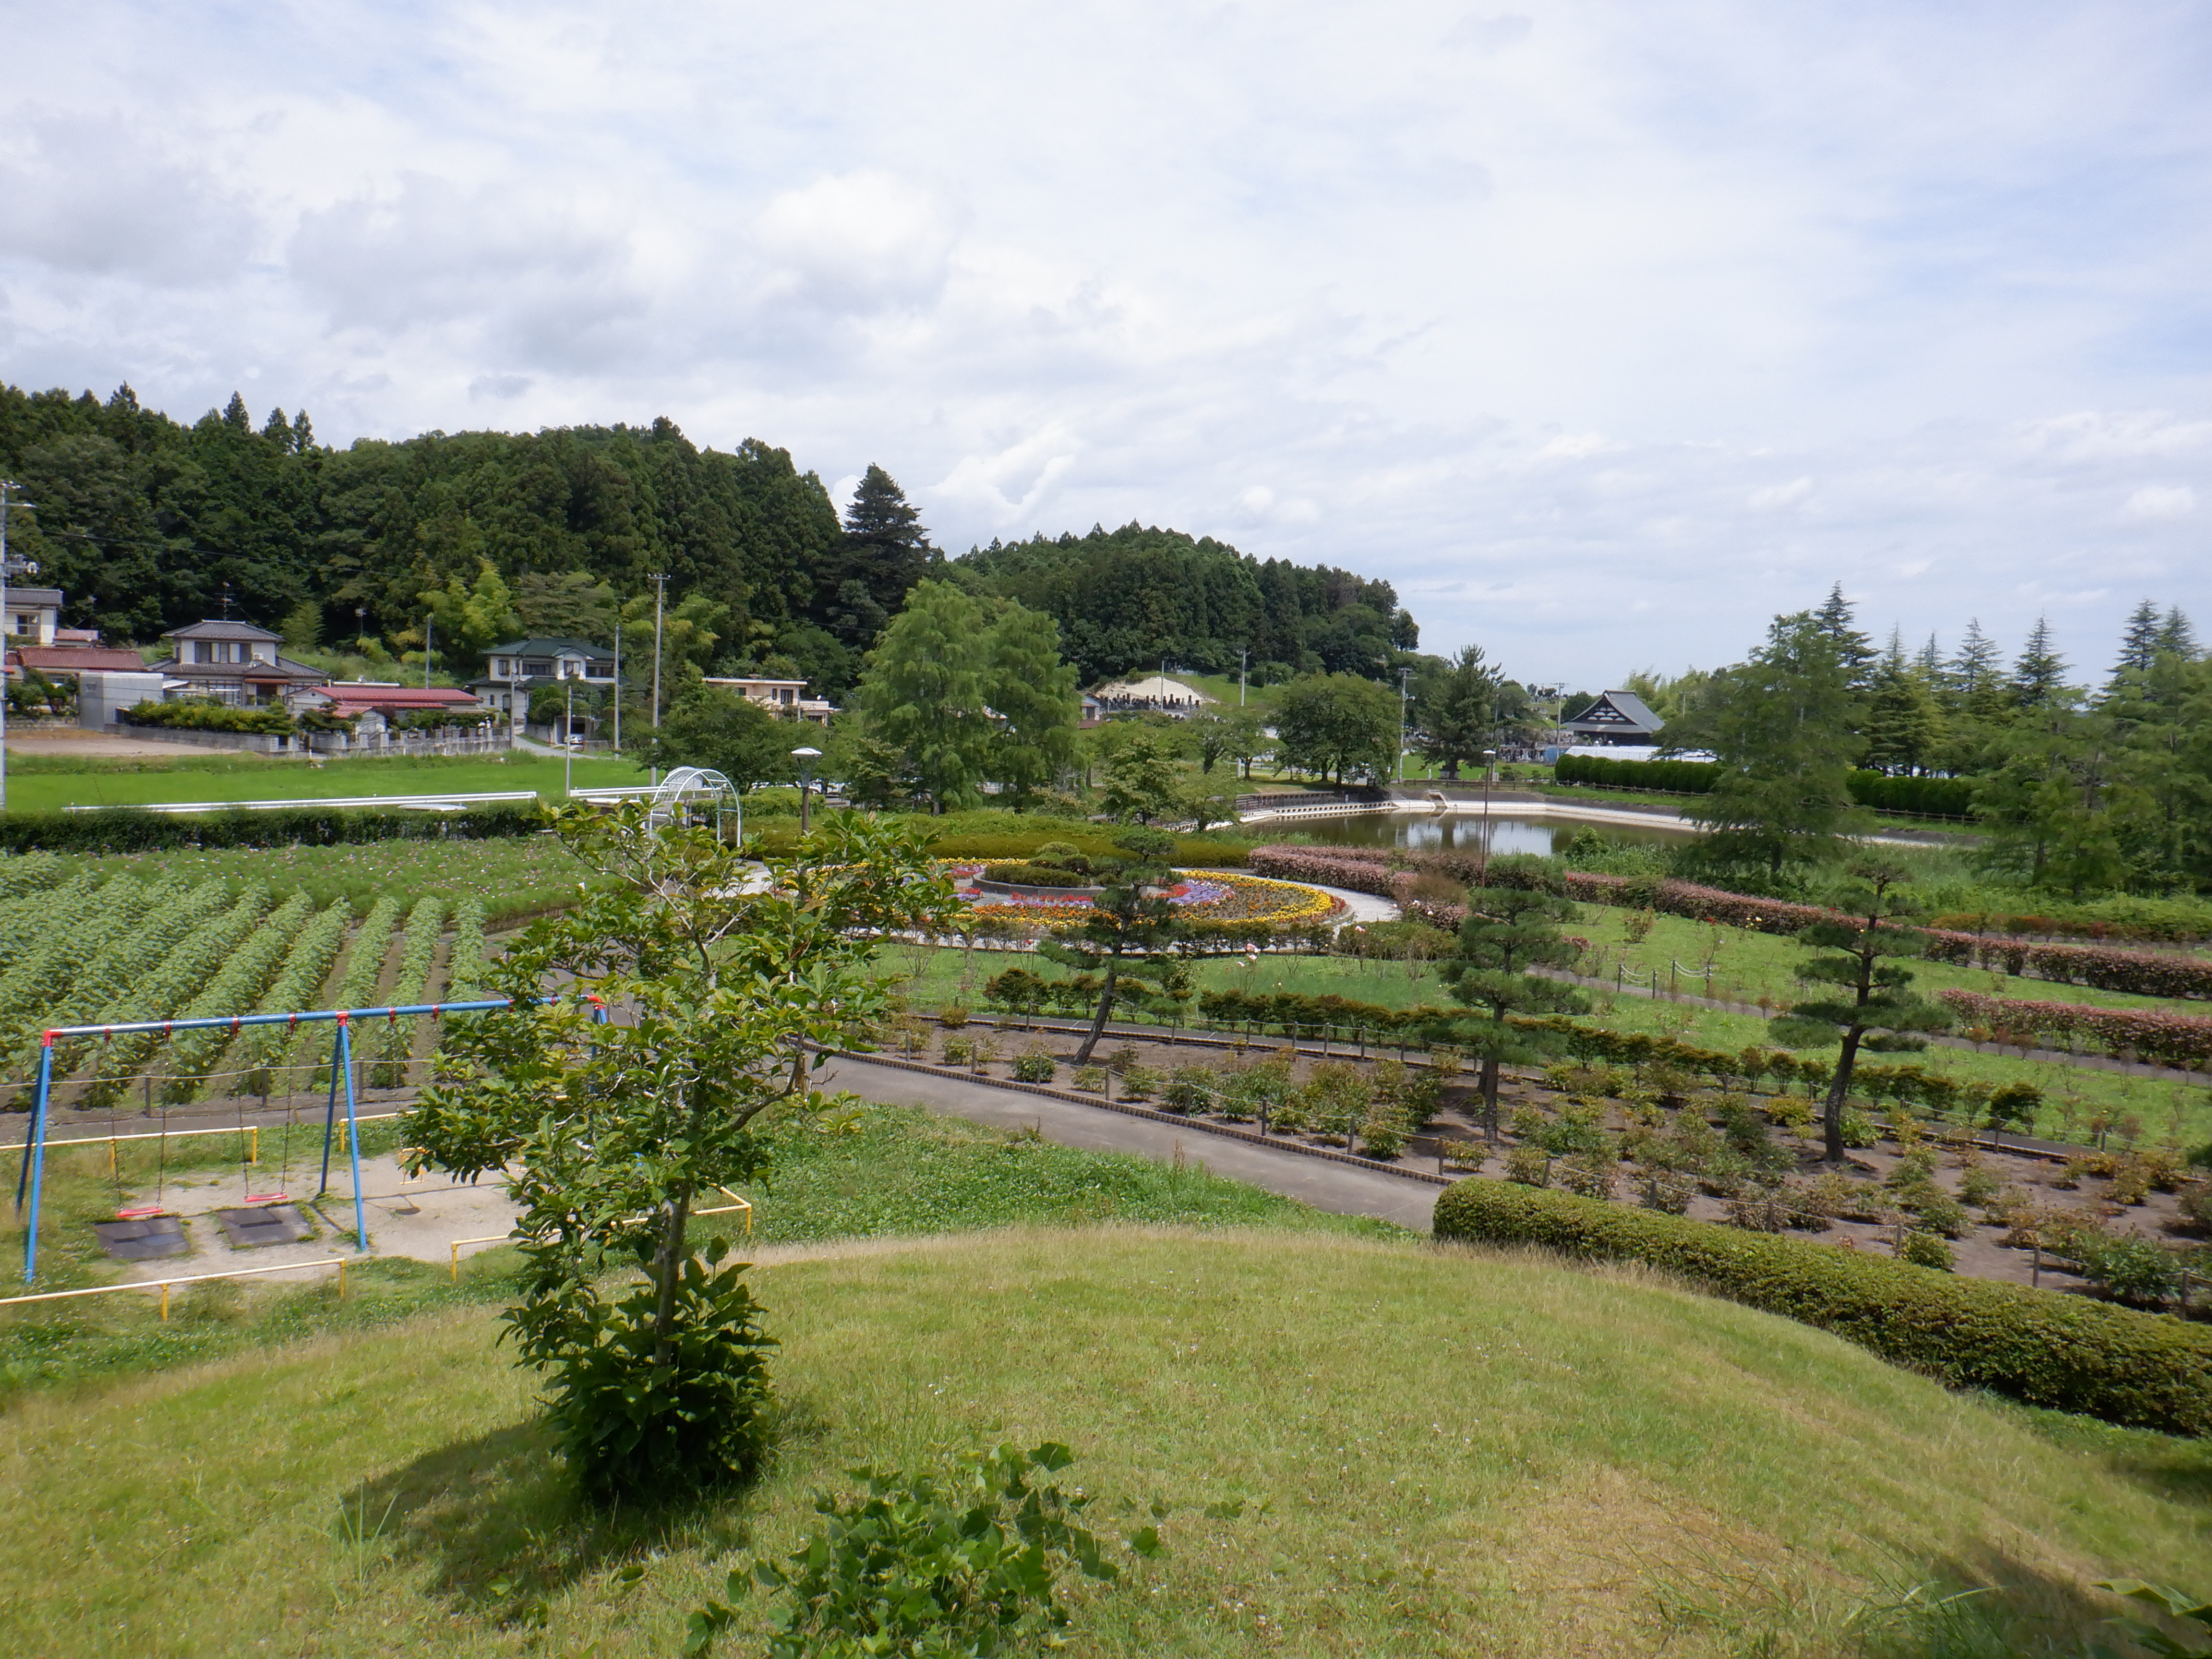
[1126, 1527, 1165, 1559]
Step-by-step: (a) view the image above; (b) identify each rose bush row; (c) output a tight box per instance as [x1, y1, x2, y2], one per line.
[1938, 988, 2212, 1070]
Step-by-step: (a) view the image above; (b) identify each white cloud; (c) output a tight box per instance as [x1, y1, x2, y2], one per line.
[2120, 484, 2197, 523]
[0, 0, 2207, 688]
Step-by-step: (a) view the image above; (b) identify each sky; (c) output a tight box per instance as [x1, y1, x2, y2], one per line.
[2, 1, 2208, 690]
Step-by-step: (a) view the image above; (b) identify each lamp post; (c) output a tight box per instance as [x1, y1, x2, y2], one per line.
[1478, 748, 1498, 884]
[0, 481, 40, 815]
[564, 682, 575, 799]
[1397, 665, 1412, 783]
[792, 745, 822, 834]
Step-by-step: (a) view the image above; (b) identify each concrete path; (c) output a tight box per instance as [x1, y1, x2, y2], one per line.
[815, 1054, 1441, 1232]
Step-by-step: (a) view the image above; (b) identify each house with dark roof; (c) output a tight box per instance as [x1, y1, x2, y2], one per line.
[146, 620, 331, 705]
[2, 587, 65, 649]
[1561, 689, 1665, 746]
[291, 683, 490, 728]
[471, 637, 619, 727]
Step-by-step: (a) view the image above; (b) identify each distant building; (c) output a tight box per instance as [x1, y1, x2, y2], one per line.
[146, 620, 331, 705]
[472, 637, 619, 728]
[1090, 674, 1215, 718]
[291, 683, 489, 734]
[10, 646, 146, 678]
[1, 587, 64, 649]
[701, 674, 836, 727]
[1561, 689, 1665, 747]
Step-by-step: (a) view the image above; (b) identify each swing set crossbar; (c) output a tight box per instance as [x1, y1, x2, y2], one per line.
[11, 997, 591, 1287]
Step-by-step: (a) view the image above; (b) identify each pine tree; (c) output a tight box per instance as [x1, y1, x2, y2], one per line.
[981, 600, 1081, 805]
[2009, 616, 2070, 709]
[1947, 618, 2004, 708]
[1768, 860, 1951, 1165]
[1917, 632, 1943, 677]
[1813, 583, 1877, 684]
[819, 465, 935, 653]
[1413, 644, 1504, 778]
[221, 391, 252, 432]
[1436, 858, 1590, 1142]
[1040, 830, 1191, 1063]
[2156, 605, 2198, 660]
[1862, 630, 1944, 775]
[2112, 599, 2163, 681]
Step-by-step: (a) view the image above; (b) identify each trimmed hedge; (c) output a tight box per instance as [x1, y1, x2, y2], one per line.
[1433, 1180, 2212, 1435]
[1552, 754, 1977, 818]
[0, 801, 549, 856]
[1939, 988, 2212, 1069]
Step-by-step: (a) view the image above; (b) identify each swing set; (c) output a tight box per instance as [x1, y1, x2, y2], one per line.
[10, 997, 523, 1285]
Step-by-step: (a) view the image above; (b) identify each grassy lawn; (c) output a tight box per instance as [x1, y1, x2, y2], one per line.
[1, 1226, 2205, 1656]
[3, 750, 650, 812]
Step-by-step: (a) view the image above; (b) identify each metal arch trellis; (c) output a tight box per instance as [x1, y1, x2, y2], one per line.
[5, 996, 608, 1285]
[645, 766, 742, 840]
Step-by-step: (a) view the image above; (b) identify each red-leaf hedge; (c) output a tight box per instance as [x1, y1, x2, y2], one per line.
[1433, 1179, 2212, 1435]
[1938, 989, 2212, 1070]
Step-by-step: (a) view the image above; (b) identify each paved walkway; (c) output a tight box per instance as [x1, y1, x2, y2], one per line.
[815, 1054, 1441, 1232]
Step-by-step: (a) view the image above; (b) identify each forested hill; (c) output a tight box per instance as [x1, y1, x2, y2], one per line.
[0, 381, 1415, 693]
[0, 383, 840, 652]
[956, 525, 1417, 686]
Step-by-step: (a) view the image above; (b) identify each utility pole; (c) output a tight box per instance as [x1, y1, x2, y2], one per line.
[1397, 665, 1412, 783]
[649, 572, 667, 786]
[564, 682, 574, 799]
[1238, 646, 1248, 708]
[611, 611, 621, 753]
[0, 481, 41, 815]
[423, 614, 433, 690]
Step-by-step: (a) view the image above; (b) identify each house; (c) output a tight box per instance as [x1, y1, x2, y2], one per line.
[1, 587, 64, 649]
[145, 620, 331, 705]
[1560, 689, 1665, 746]
[1090, 674, 1215, 718]
[9, 646, 147, 679]
[471, 637, 618, 727]
[290, 683, 489, 735]
[700, 674, 836, 727]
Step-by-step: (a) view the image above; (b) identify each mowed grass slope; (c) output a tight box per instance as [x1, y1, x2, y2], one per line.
[5, 750, 649, 811]
[1, 1230, 2204, 1658]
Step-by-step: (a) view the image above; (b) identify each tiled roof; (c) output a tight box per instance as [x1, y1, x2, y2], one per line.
[3, 588, 64, 608]
[164, 619, 285, 642]
[484, 637, 615, 659]
[10, 647, 150, 673]
[307, 684, 484, 711]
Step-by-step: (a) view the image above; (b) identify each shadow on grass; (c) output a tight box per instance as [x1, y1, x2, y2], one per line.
[343, 1401, 823, 1624]
[1985, 1394, 2212, 1514]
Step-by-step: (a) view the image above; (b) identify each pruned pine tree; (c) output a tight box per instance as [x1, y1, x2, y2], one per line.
[1040, 830, 1191, 1063]
[405, 805, 958, 1502]
[1767, 859, 1952, 1165]
[1436, 857, 1590, 1142]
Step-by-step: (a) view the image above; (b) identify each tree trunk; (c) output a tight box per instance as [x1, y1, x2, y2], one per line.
[1821, 1027, 1865, 1165]
[1075, 959, 1119, 1063]
[650, 1186, 693, 1369]
[1480, 1055, 1501, 1143]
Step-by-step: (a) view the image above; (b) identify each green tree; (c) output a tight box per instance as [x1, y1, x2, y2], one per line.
[1098, 728, 1184, 823]
[1973, 703, 2135, 896]
[638, 685, 803, 789]
[813, 464, 936, 654]
[2110, 598, 2165, 686]
[1812, 582, 1877, 686]
[1414, 645, 1506, 779]
[1674, 612, 1868, 878]
[1273, 672, 1400, 785]
[1435, 857, 1590, 1141]
[405, 806, 956, 1500]
[2009, 615, 2071, 710]
[1040, 830, 1191, 1063]
[1945, 618, 2007, 717]
[1184, 706, 1264, 775]
[854, 581, 1078, 811]
[420, 558, 522, 669]
[1861, 631, 1945, 775]
[514, 570, 620, 642]
[279, 600, 323, 653]
[1767, 859, 1952, 1164]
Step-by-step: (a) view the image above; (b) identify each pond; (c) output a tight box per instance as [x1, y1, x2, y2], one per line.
[1284, 809, 1696, 855]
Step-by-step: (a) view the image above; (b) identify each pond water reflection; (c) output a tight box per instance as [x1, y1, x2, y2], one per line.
[1285, 810, 1695, 855]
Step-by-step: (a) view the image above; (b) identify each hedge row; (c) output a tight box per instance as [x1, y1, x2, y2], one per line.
[1248, 846, 2212, 1002]
[121, 698, 295, 735]
[1552, 754, 1976, 818]
[0, 801, 549, 855]
[1939, 988, 2212, 1070]
[1432, 1179, 2212, 1435]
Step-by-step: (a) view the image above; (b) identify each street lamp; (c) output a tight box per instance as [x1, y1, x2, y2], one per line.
[1478, 748, 1498, 885]
[792, 746, 823, 834]
[564, 682, 575, 799]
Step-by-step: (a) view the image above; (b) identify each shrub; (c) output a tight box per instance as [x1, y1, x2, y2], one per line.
[1899, 1231, 1954, 1271]
[1163, 1065, 1215, 1113]
[939, 1036, 974, 1067]
[124, 696, 295, 735]
[982, 862, 1101, 888]
[1357, 1103, 1410, 1161]
[1013, 1051, 1057, 1083]
[1958, 1167, 2003, 1209]
[1634, 1166, 1693, 1214]
[1120, 1064, 1162, 1102]
[937, 1006, 970, 1029]
[1103, 1046, 1140, 1075]
[2073, 1236, 2187, 1307]
[1300, 1060, 1374, 1144]
[1432, 1180, 2212, 1434]
[1726, 1187, 1791, 1234]
[1555, 1152, 1617, 1201]
[1839, 1108, 1877, 1149]
[0, 799, 546, 858]
[1503, 1145, 1551, 1187]
[1071, 1065, 1107, 1092]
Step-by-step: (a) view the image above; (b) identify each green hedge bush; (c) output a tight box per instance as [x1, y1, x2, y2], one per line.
[1550, 755, 1976, 817]
[1432, 1179, 2212, 1435]
[0, 800, 548, 855]
[121, 697, 295, 735]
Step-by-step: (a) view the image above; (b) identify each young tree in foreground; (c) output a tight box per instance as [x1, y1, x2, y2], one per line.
[1767, 858, 1951, 1165]
[406, 806, 956, 1501]
[1041, 829, 1190, 1063]
[1435, 856, 1590, 1142]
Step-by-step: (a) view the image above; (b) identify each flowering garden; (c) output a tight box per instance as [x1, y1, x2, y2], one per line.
[947, 864, 1342, 939]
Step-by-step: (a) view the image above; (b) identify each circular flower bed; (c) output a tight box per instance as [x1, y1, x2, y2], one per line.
[942, 864, 1341, 931]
